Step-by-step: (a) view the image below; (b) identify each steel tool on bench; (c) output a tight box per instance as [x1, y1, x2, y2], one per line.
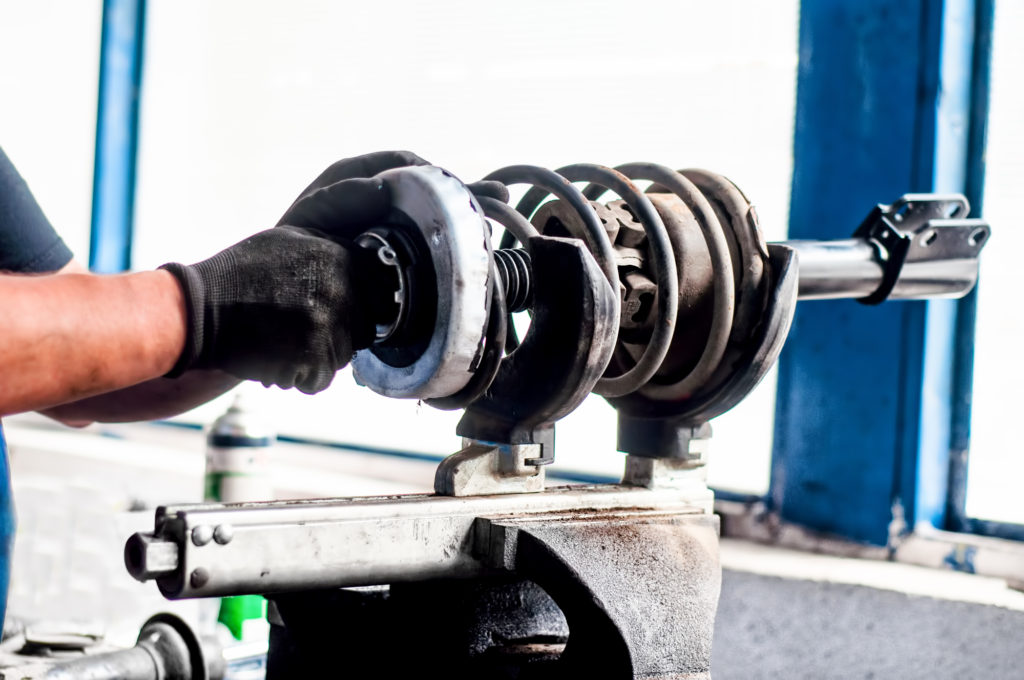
[125, 162, 989, 679]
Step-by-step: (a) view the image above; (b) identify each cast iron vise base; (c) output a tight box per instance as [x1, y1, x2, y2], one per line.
[266, 511, 720, 679]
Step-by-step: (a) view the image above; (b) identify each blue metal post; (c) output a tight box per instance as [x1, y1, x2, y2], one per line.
[912, 0, 984, 533]
[89, 0, 146, 273]
[772, 0, 989, 545]
[947, 0, 995, 536]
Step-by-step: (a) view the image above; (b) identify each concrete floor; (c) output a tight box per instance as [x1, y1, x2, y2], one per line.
[714, 569, 1024, 679]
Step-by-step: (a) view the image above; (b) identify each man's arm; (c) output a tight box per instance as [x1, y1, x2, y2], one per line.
[0, 269, 187, 417]
[40, 370, 241, 427]
[35, 260, 240, 426]
[0, 151, 427, 423]
[2, 225, 381, 420]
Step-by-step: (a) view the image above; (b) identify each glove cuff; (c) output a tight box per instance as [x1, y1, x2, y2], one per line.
[159, 262, 207, 377]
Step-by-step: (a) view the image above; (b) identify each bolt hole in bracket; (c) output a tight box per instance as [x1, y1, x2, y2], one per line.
[853, 194, 990, 305]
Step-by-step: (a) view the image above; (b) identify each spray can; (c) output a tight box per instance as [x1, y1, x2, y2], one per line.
[206, 394, 274, 504]
[206, 394, 273, 643]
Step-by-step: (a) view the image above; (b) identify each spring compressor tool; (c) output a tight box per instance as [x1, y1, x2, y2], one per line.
[126, 163, 989, 679]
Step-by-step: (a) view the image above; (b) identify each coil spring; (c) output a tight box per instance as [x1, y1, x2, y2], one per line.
[480, 162, 772, 404]
[492, 248, 533, 314]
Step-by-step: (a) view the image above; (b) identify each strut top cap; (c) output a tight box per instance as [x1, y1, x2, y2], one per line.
[351, 165, 491, 400]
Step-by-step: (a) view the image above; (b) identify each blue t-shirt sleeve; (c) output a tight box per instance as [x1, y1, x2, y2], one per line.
[0, 146, 74, 273]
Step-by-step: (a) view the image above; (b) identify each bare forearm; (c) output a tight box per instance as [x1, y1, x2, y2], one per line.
[41, 370, 241, 426]
[0, 270, 186, 416]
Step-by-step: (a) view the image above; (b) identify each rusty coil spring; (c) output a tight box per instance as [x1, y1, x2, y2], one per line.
[479, 163, 773, 409]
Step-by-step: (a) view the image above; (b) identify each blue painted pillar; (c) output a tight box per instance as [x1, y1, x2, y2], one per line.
[89, 0, 146, 273]
[946, 0, 994, 534]
[772, 0, 988, 545]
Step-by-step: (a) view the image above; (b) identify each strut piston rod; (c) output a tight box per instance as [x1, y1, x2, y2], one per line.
[487, 235, 987, 306]
[479, 178, 988, 306]
[787, 235, 986, 300]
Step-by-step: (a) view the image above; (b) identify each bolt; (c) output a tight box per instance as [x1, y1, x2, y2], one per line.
[213, 524, 234, 545]
[191, 525, 213, 546]
[190, 567, 210, 590]
[124, 533, 179, 582]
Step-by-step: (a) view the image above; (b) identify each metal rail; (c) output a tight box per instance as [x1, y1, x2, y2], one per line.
[126, 483, 711, 599]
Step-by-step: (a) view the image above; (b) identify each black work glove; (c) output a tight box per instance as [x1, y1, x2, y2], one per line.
[160, 226, 375, 394]
[277, 150, 431, 238]
[276, 149, 507, 236]
[160, 151, 435, 393]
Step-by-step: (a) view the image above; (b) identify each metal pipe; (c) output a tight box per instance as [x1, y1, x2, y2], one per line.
[785, 239, 885, 300]
[43, 648, 159, 680]
[784, 238, 982, 301]
[42, 614, 220, 680]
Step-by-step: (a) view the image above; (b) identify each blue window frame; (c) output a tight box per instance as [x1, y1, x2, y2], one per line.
[772, 0, 1001, 546]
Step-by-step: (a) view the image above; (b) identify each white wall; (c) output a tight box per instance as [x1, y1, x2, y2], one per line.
[0, 0, 102, 262]
[133, 0, 799, 492]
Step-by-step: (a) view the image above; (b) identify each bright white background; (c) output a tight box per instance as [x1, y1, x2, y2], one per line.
[0, 0, 100, 262]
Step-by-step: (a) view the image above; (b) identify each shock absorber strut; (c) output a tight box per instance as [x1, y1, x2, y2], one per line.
[349, 163, 989, 463]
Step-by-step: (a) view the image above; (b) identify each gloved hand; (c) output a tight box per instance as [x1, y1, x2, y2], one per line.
[276, 149, 509, 235]
[160, 226, 375, 394]
[277, 150, 430, 237]
[159, 151, 434, 393]
[160, 151, 510, 394]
